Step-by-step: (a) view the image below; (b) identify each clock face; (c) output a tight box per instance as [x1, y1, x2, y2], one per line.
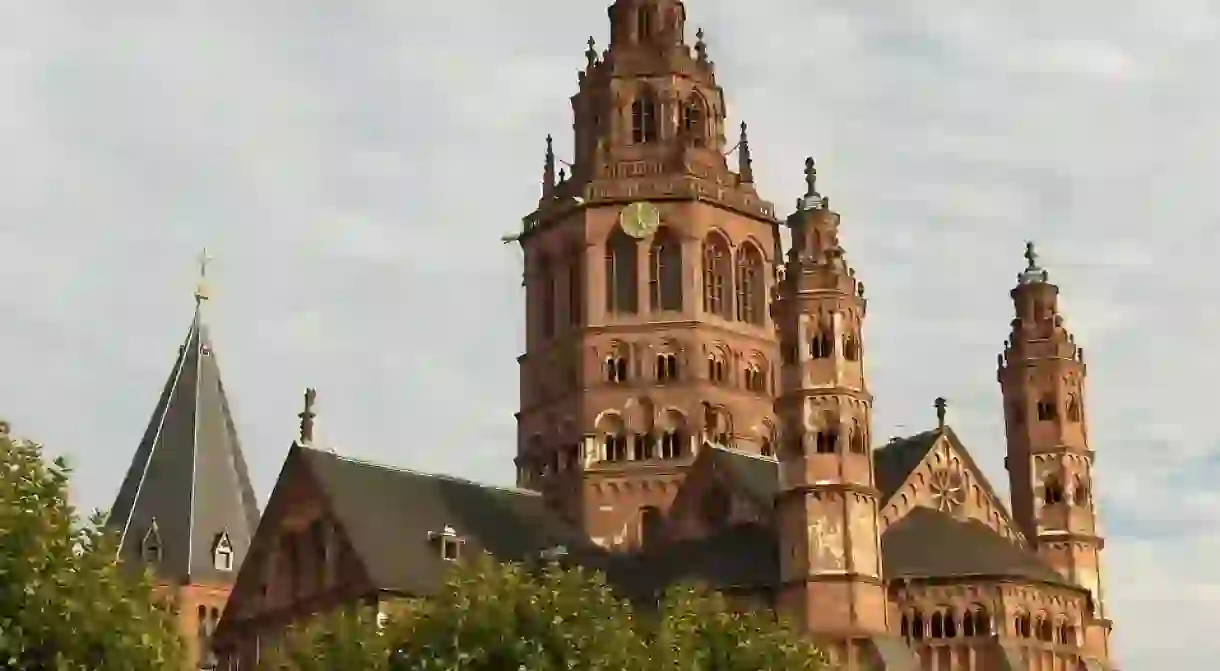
[619, 202, 661, 238]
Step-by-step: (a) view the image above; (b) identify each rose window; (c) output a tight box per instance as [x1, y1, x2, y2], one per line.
[929, 468, 966, 514]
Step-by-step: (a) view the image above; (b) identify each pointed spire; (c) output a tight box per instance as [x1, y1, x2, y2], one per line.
[299, 388, 317, 445]
[543, 135, 556, 197]
[106, 257, 259, 584]
[738, 122, 754, 184]
[934, 397, 947, 431]
[1018, 240, 1050, 284]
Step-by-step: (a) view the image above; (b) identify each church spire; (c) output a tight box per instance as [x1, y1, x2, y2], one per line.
[106, 250, 259, 586]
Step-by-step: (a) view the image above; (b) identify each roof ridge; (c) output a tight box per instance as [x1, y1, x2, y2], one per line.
[704, 442, 777, 462]
[304, 446, 541, 497]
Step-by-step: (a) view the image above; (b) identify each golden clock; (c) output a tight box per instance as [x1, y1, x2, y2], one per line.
[619, 202, 661, 238]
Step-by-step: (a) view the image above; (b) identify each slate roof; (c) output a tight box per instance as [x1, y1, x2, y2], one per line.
[298, 447, 591, 596]
[106, 299, 260, 584]
[882, 507, 1069, 585]
[699, 430, 941, 507]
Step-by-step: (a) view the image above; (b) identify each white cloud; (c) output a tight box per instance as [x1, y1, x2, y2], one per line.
[0, 0, 1214, 667]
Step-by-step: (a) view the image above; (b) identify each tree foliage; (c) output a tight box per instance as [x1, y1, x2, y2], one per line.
[270, 553, 828, 671]
[0, 423, 185, 670]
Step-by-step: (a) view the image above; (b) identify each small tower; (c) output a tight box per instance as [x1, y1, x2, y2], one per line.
[998, 242, 1112, 663]
[772, 159, 885, 668]
[105, 250, 260, 670]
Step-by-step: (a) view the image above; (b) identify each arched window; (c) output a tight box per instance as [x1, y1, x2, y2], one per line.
[744, 363, 765, 393]
[1044, 476, 1065, 505]
[702, 234, 732, 318]
[636, 7, 652, 41]
[900, 614, 910, 639]
[1036, 394, 1058, 421]
[605, 229, 638, 314]
[973, 608, 991, 636]
[930, 611, 944, 639]
[1060, 623, 1077, 645]
[538, 256, 556, 338]
[810, 322, 834, 358]
[848, 420, 866, 454]
[815, 422, 839, 454]
[655, 353, 679, 382]
[707, 353, 726, 383]
[632, 433, 652, 460]
[1016, 613, 1032, 638]
[843, 333, 861, 361]
[1036, 616, 1053, 641]
[649, 228, 683, 311]
[631, 91, 658, 143]
[1067, 394, 1082, 422]
[604, 434, 627, 462]
[660, 430, 683, 459]
[735, 243, 765, 325]
[963, 610, 976, 637]
[911, 610, 925, 641]
[680, 95, 707, 146]
[944, 610, 958, 638]
[605, 354, 629, 383]
[640, 506, 663, 549]
[760, 438, 773, 457]
[1073, 478, 1090, 507]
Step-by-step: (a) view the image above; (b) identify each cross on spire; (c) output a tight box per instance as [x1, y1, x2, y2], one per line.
[194, 247, 213, 303]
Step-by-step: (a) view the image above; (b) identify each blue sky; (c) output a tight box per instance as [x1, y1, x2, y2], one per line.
[2, 1, 1216, 667]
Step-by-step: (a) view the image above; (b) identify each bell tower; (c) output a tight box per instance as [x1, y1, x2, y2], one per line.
[512, 0, 781, 551]
[772, 159, 887, 668]
[998, 242, 1112, 664]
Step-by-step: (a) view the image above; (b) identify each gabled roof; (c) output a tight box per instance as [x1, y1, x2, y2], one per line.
[297, 447, 592, 596]
[881, 507, 1069, 586]
[106, 298, 260, 584]
[695, 431, 943, 509]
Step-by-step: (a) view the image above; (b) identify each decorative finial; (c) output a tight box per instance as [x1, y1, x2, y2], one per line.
[934, 397, 947, 430]
[299, 388, 317, 445]
[585, 37, 597, 66]
[1017, 240, 1050, 284]
[738, 122, 754, 184]
[558, 167, 566, 182]
[796, 157, 823, 211]
[694, 28, 707, 63]
[194, 247, 212, 303]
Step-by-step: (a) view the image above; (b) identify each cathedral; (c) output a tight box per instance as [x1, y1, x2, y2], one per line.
[103, 1, 1117, 669]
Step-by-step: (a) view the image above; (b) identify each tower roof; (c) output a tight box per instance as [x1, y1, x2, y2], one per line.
[106, 263, 259, 584]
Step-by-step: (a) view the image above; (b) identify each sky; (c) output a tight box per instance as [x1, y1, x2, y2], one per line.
[1, 0, 1216, 667]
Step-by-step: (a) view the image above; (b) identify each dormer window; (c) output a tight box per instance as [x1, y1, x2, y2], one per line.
[213, 531, 234, 572]
[428, 525, 465, 562]
[141, 519, 162, 563]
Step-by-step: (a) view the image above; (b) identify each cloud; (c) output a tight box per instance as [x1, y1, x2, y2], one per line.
[0, 0, 1215, 666]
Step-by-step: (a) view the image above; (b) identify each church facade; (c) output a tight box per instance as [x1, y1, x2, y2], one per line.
[109, 1, 1117, 669]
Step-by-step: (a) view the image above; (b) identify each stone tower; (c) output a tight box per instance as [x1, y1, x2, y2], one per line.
[998, 242, 1112, 663]
[105, 254, 260, 669]
[512, 0, 781, 550]
[772, 160, 887, 668]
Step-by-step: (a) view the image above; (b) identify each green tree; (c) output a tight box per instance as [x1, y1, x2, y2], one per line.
[271, 553, 828, 671]
[0, 422, 185, 670]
